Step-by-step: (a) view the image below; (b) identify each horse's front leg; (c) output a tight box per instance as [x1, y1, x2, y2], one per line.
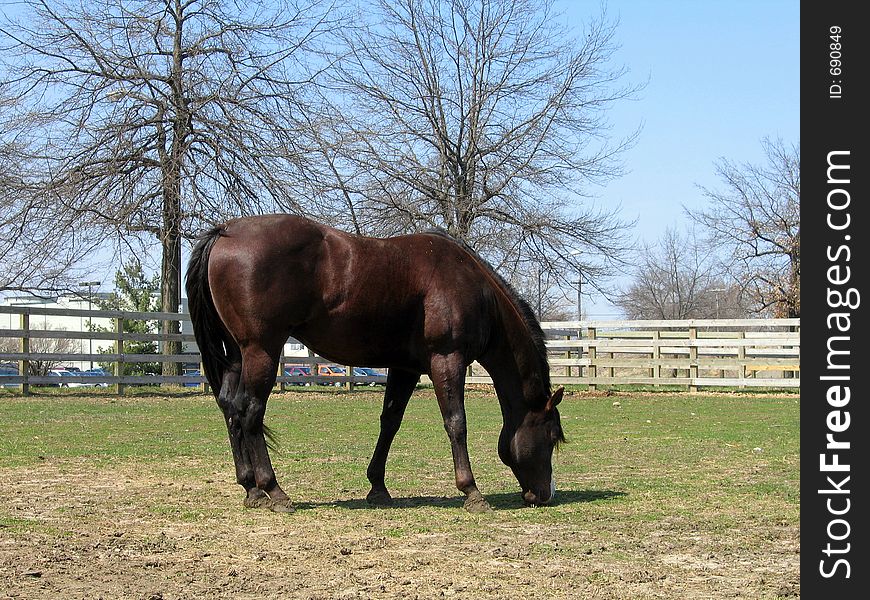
[430, 353, 492, 513]
[366, 369, 420, 505]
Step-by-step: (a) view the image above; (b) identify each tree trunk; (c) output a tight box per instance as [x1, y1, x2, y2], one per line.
[160, 0, 187, 379]
[160, 186, 182, 378]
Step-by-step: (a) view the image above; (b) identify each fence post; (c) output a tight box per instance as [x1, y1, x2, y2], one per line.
[793, 323, 800, 380]
[200, 359, 209, 394]
[278, 355, 285, 392]
[114, 317, 125, 395]
[588, 327, 597, 391]
[19, 312, 30, 396]
[689, 326, 698, 392]
[346, 365, 353, 391]
[606, 335, 614, 379]
[737, 330, 746, 388]
[786, 324, 797, 379]
[565, 335, 571, 378]
[651, 330, 660, 387]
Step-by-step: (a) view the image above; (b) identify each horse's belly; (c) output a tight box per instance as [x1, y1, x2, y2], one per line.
[291, 318, 423, 370]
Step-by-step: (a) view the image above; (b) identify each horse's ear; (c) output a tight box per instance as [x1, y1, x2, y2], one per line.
[546, 386, 564, 411]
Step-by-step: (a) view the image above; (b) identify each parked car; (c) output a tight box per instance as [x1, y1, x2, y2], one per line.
[182, 369, 202, 387]
[0, 363, 19, 388]
[48, 369, 87, 388]
[353, 367, 388, 386]
[83, 368, 111, 387]
[48, 367, 106, 388]
[283, 366, 312, 386]
[316, 364, 346, 386]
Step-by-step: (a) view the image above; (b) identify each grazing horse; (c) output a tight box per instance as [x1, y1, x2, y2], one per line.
[185, 214, 565, 513]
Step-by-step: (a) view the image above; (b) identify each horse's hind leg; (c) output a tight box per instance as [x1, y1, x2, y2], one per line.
[220, 344, 293, 512]
[366, 369, 420, 505]
[215, 355, 264, 506]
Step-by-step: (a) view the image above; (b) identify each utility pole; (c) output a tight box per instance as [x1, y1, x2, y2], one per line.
[568, 249, 584, 323]
[576, 271, 582, 321]
[79, 281, 100, 369]
[709, 288, 726, 319]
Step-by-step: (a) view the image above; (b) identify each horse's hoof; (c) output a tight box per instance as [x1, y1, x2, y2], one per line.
[267, 498, 295, 513]
[366, 489, 394, 507]
[463, 493, 492, 513]
[243, 488, 271, 509]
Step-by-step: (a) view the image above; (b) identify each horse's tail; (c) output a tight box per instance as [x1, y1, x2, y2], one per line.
[185, 225, 233, 397]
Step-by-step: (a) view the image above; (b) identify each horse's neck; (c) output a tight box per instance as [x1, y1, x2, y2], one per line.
[481, 316, 547, 427]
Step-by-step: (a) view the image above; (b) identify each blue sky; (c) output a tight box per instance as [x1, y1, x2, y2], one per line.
[2, 1, 799, 316]
[558, 1, 800, 316]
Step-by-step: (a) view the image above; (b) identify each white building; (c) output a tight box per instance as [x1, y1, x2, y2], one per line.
[1, 293, 114, 371]
[3, 293, 311, 370]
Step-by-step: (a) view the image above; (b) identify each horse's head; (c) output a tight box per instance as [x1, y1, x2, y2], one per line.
[498, 387, 565, 506]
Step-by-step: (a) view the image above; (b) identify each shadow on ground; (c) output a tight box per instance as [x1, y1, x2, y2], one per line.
[293, 489, 625, 511]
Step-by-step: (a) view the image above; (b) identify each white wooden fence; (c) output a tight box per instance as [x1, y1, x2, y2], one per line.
[468, 318, 800, 391]
[1, 305, 799, 393]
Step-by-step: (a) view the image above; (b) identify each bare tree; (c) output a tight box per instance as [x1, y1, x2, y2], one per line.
[688, 138, 800, 317]
[1, 93, 107, 293]
[0, 327, 79, 376]
[0, 0, 340, 372]
[614, 227, 748, 320]
[312, 0, 639, 288]
[509, 268, 575, 321]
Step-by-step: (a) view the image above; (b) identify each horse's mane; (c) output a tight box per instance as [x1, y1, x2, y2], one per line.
[424, 229, 552, 398]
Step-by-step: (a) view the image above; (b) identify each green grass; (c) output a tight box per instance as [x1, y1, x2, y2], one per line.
[0, 387, 800, 598]
[0, 387, 799, 517]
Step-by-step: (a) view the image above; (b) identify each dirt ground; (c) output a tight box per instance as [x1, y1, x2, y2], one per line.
[0, 456, 798, 600]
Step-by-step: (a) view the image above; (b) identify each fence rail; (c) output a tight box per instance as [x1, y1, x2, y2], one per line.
[0, 305, 799, 393]
[467, 318, 799, 391]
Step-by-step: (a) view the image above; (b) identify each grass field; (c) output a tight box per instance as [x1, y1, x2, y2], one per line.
[0, 387, 799, 599]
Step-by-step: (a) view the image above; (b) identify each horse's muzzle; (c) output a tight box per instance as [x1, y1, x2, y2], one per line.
[523, 477, 556, 507]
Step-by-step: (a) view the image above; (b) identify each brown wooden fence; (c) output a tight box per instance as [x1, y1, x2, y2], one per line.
[1, 305, 799, 393]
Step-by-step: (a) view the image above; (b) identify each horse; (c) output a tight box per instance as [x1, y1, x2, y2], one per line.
[185, 214, 565, 513]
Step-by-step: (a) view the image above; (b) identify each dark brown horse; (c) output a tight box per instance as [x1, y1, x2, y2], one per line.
[186, 214, 565, 513]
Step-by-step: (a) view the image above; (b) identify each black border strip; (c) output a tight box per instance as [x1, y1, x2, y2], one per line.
[801, 2, 868, 596]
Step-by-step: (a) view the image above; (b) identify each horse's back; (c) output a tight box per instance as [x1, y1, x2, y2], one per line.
[207, 215, 495, 368]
